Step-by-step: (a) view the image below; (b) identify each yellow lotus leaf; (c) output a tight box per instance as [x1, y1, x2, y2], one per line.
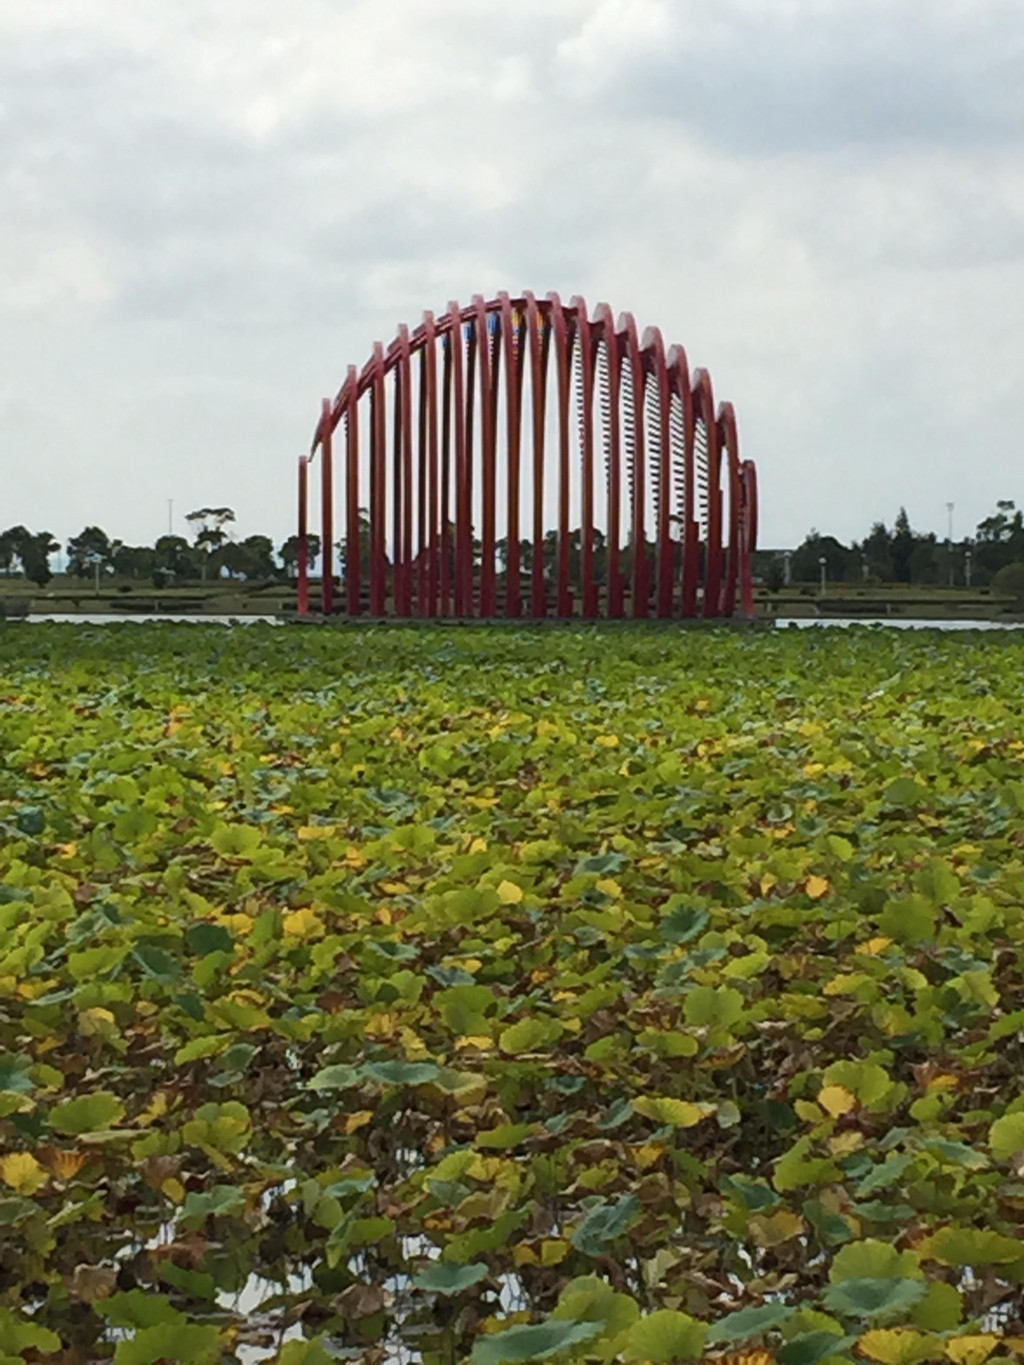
[856, 937, 893, 956]
[945, 1337, 1000, 1365]
[818, 1085, 857, 1118]
[806, 875, 830, 900]
[0, 1151, 48, 1195]
[282, 907, 325, 939]
[497, 880, 523, 904]
[747, 1209, 806, 1247]
[858, 1328, 937, 1364]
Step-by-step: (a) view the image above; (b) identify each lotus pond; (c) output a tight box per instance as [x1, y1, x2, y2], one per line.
[2, 623, 1024, 1365]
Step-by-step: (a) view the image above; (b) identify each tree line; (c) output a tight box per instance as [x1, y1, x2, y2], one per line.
[4, 499, 1023, 594]
[769, 502, 1024, 592]
[0, 509, 321, 588]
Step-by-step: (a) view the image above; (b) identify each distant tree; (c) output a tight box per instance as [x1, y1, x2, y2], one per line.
[763, 559, 786, 593]
[19, 531, 58, 587]
[993, 561, 1024, 605]
[859, 521, 893, 581]
[185, 507, 236, 579]
[974, 501, 1024, 582]
[909, 532, 940, 585]
[280, 533, 321, 577]
[66, 526, 114, 578]
[0, 526, 29, 576]
[237, 535, 277, 580]
[791, 531, 856, 583]
[891, 508, 915, 584]
[153, 535, 197, 585]
[112, 544, 157, 579]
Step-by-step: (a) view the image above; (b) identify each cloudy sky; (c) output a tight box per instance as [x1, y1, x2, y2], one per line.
[2, 0, 1022, 553]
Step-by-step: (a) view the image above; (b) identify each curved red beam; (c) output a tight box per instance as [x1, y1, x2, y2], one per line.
[299, 295, 757, 621]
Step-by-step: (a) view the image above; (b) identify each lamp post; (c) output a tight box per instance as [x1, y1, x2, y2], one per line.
[783, 550, 792, 587]
[819, 555, 827, 596]
[965, 548, 972, 589]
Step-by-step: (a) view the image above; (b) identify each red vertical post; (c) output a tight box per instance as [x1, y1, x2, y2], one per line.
[524, 292, 546, 618]
[571, 297, 597, 618]
[692, 371, 722, 618]
[667, 346, 696, 618]
[416, 347, 427, 616]
[595, 305, 623, 618]
[402, 346, 414, 618]
[297, 455, 309, 615]
[424, 312, 439, 617]
[500, 294, 522, 617]
[320, 399, 334, 616]
[448, 301, 471, 616]
[740, 459, 758, 620]
[716, 402, 743, 619]
[474, 297, 497, 617]
[370, 344, 387, 616]
[345, 369, 361, 616]
[619, 314, 647, 618]
[440, 332, 452, 617]
[547, 293, 572, 618]
[643, 328, 673, 618]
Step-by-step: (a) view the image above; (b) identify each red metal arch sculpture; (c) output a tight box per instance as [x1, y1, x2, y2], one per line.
[297, 294, 757, 619]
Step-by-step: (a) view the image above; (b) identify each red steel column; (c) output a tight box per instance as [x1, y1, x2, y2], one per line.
[524, 292, 546, 618]
[717, 402, 743, 618]
[619, 314, 647, 618]
[297, 455, 309, 615]
[423, 311, 439, 617]
[448, 302, 471, 615]
[694, 370, 722, 617]
[667, 345, 697, 618]
[345, 368, 361, 616]
[547, 293, 572, 618]
[571, 296, 598, 618]
[397, 324, 413, 617]
[499, 293, 522, 617]
[440, 329, 452, 617]
[740, 459, 758, 620]
[642, 328, 673, 618]
[595, 306, 623, 619]
[416, 341, 427, 615]
[320, 399, 334, 616]
[370, 343, 387, 616]
[474, 296, 497, 617]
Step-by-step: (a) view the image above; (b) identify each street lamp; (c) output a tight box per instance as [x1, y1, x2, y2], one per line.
[783, 550, 792, 587]
[819, 555, 827, 596]
[965, 548, 972, 589]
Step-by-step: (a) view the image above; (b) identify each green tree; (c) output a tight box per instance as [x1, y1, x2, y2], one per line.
[112, 545, 157, 580]
[791, 531, 856, 584]
[858, 521, 893, 581]
[185, 507, 236, 579]
[993, 561, 1024, 605]
[890, 507, 915, 584]
[280, 534, 321, 577]
[974, 501, 1024, 582]
[153, 535, 197, 585]
[66, 526, 114, 578]
[19, 531, 58, 586]
[0, 526, 29, 576]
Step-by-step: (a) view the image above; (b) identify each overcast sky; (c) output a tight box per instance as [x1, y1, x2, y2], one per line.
[2, 0, 1022, 553]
